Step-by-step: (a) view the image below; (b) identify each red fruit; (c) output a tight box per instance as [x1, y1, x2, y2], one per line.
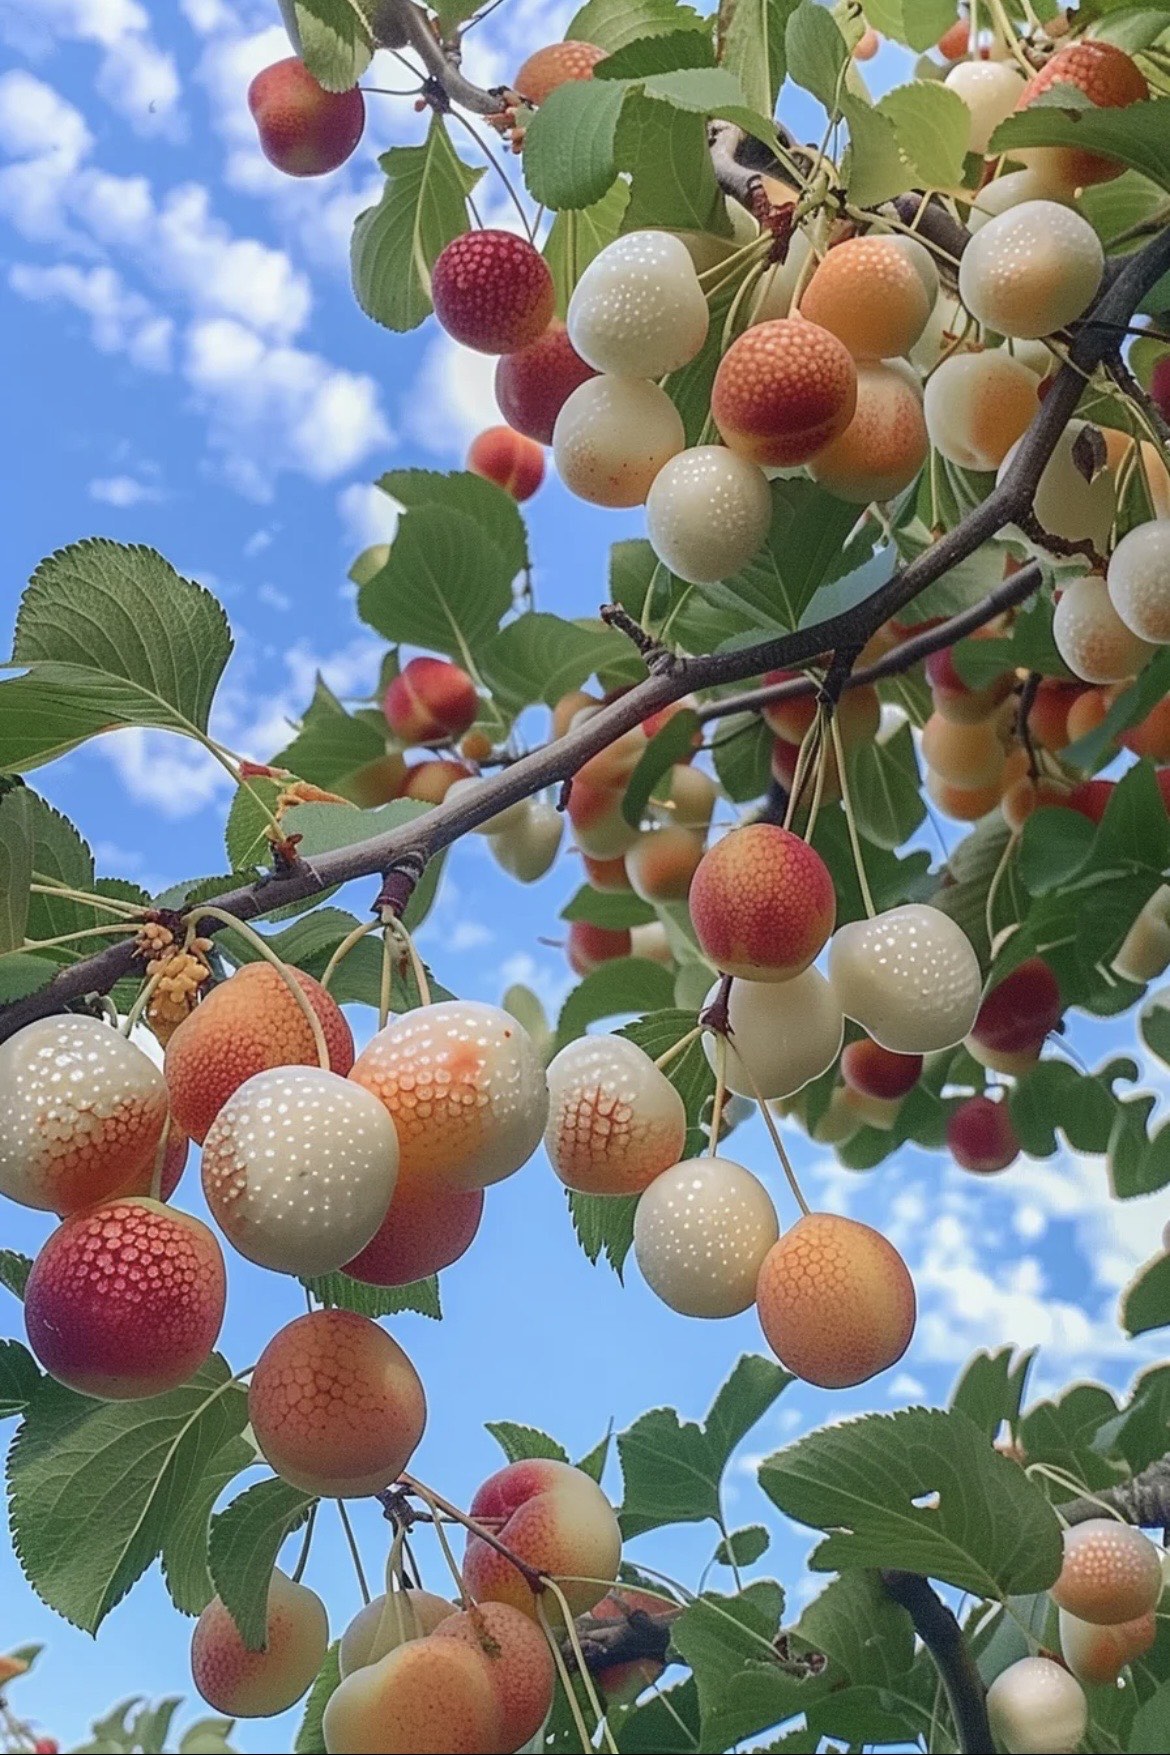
[344, 1173, 483, 1286]
[761, 674, 880, 748]
[924, 641, 1014, 724]
[25, 1198, 226, 1399]
[947, 1094, 1020, 1173]
[972, 957, 1062, 1056]
[513, 41, 606, 104]
[1122, 696, 1170, 762]
[582, 851, 634, 892]
[1151, 355, 1170, 425]
[841, 1039, 923, 1101]
[568, 919, 632, 975]
[463, 1458, 621, 1621]
[1158, 768, 1170, 812]
[494, 321, 597, 444]
[689, 823, 836, 981]
[770, 731, 841, 805]
[1027, 680, 1083, 753]
[247, 58, 364, 177]
[711, 318, 857, 466]
[431, 230, 555, 355]
[1066, 778, 1115, 824]
[35, 1742, 59, 1754]
[400, 758, 474, 804]
[937, 19, 969, 59]
[467, 425, 545, 501]
[1017, 41, 1149, 185]
[384, 655, 479, 745]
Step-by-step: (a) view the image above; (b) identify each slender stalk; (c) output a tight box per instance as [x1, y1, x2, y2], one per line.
[29, 881, 141, 918]
[708, 1035, 728, 1154]
[337, 1501, 371, 1605]
[545, 1579, 619, 1755]
[537, 1596, 595, 1755]
[654, 1025, 701, 1071]
[880, 1571, 992, 1755]
[184, 905, 331, 1070]
[830, 715, 875, 919]
[291, 1503, 317, 1584]
[319, 917, 380, 992]
[734, 1056, 811, 1217]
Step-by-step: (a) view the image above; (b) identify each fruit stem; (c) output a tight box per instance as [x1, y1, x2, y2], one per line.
[653, 1025, 702, 1071]
[319, 917, 380, 992]
[379, 911, 395, 1032]
[336, 1500, 371, 1606]
[802, 715, 831, 844]
[29, 880, 141, 919]
[20, 924, 140, 951]
[121, 968, 164, 1038]
[537, 1596, 597, 1755]
[544, 1580, 619, 1755]
[708, 1034, 729, 1155]
[736, 1057, 811, 1218]
[830, 715, 876, 919]
[984, 829, 1018, 952]
[405, 1477, 472, 1607]
[397, 1471, 547, 1595]
[183, 905, 331, 1070]
[148, 1114, 172, 1205]
[446, 107, 536, 244]
[385, 912, 432, 1010]
[291, 1502, 317, 1584]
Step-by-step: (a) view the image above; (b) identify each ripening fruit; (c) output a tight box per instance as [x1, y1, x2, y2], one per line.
[799, 237, 932, 361]
[1067, 776, 1116, 824]
[192, 1570, 328, 1718]
[755, 1213, 916, 1388]
[625, 826, 704, 902]
[986, 1656, 1087, 1755]
[545, 1034, 686, 1196]
[1113, 885, 1170, 982]
[574, 722, 645, 791]
[828, 904, 983, 1053]
[401, 758, 475, 803]
[591, 1588, 668, 1703]
[434, 1602, 556, 1750]
[1065, 685, 1115, 747]
[771, 732, 842, 805]
[344, 1169, 483, 1287]
[841, 1085, 901, 1131]
[1016, 41, 1149, 188]
[853, 25, 880, 59]
[567, 918, 632, 975]
[513, 40, 605, 104]
[810, 1085, 863, 1145]
[711, 319, 858, 467]
[762, 676, 880, 750]
[1050, 1517, 1163, 1625]
[25, 1197, 225, 1399]
[444, 776, 530, 838]
[344, 750, 408, 808]
[921, 710, 1007, 788]
[633, 1156, 779, 1318]
[494, 322, 596, 445]
[631, 921, 673, 965]
[649, 762, 719, 832]
[566, 778, 639, 857]
[0, 1014, 168, 1214]
[384, 655, 479, 745]
[491, 798, 564, 882]
[1107, 520, 1170, 645]
[201, 1066, 397, 1276]
[690, 823, 836, 981]
[926, 765, 1012, 822]
[808, 361, 928, 503]
[841, 1039, 922, 1101]
[248, 59, 364, 176]
[923, 350, 1040, 472]
[1054, 573, 1156, 685]
[553, 373, 686, 508]
[249, 1308, 426, 1496]
[947, 1094, 1020, 1173]
[925, 641, 1015, 724]
[1059, 1605, 1156, 1686]
[567, 231, 709, 379]
[999, 422, 1117, 551]
[968, 166, 1072, 233]
[350, 1000, 548, 1190]
[944, 60, 1025, 154]
[466, 425, 545, 501]
[431, 230, 555, 354]
[165, 963, 353, 1146]
[746, 229, 812, 325]
[937, 18, 969, 59]
[645, 445, 772, 583]
[972, 957, 1062, 1058]
[339, 1590, 455, 1679]
[958, 202, 1104, 339]
[1025, 679, 1082, 753]
[1123, 695, 1170, 761]
[323, 1637, 501, 1754]
[463, 1458, 622, 1621]
[702, 969, 844, 1100]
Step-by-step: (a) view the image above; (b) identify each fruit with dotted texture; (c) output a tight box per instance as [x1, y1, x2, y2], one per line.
[634, 1156, 779, 1318]
[1107, 519, 1170, 645]
[711, 319, 858, 466]
[689, 823, 836, 982]
[434, 1601, 556, 1749]
[923, 350, 1040, 473]
[1015, 41, 1149, 188]
[248, 59, 364, 177]
[339, 1589, 455, 1679]
[1058, 1605, 1156, 1686]
[828, 904, 983, 1053]
[808, 361, 928, 503]
[1050, 1517, 1163, 1625]
[463, 1458, 622, 1622]
[645, 445, 772, 584]
[986, 1656, 1087, 1754]
[755, 1213, 916, 1387]
[800, 237, 932, 361]
[513, 40, 605, 105]
[701, 970, 844, 1101]
[1000, 421, 1117, 551]
[553, 375, 685, 506]
[944, 60, 1025, 154]
[958, 202, 1103, 340]
[431, 230, 555, 354]
[192, 1569, 328, 1717]
[1054, 573, 1156, 685]
[494, 323, 596, 445]
[544, 1034, 686, 1195]
[567, 231, 709, 379]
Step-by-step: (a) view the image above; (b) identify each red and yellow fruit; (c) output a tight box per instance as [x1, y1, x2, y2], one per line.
[463, 1458, 622, 1621]
[514, 41, 605, 105]
[192, 1570, 328, 1717]
[545, 1034, 686, 1195]
[433, 1601, 556, 1749]
[1050, 1517, 1163, 1625]
[689, 824, 836, 982]
[711, 319, 858, 467]
[1016, 41, 1148, 187]
[495, 323, 596, 445]
[800, 237, 932, 361]
[384, 656, 479, 745]
[248, 59, 364, 177]
[467, 425, 545, 502]
[323, 1635, 501, 1753]
[755, 1213, 916, 1388]
[946, 1094, 1020, 1173]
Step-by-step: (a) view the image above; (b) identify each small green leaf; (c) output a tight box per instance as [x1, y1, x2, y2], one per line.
[567, 1188, 639, 1277]
[378, 469, 529, 585]
[576, 1429, 612, 1482]
[556, 955, 675, 1047]
[480, 613, 642, 716]
[276, 801, 445, 933]
[209, 1478, 317, 1650]
[616, 93, 727, 235]
[295, 1643, 341, 1754]
[522, 79, 628, 210]
[991, 97, 1170, 194]
[718, 0, 798, 116]
[568, 0, 708, 52]
[1016, 805, 1096, 895]
[784, 0, 849, 108]
[711, 713, 772, 803]
[1141, 985, 1170, 1067]
[878, 80, 971, 190]
[714, 1524, 770, 1567]
[0, 1340, 41, 1420]
[841, 97, 911, 207]
[351, 119, 481, 332]
[0, 788, 33, 952]
[544, 181, 630, 314]
[302, 1271, 442, 1319]
[1130, 1683, 1170, 1755]
[161, 1435, 255, 1618]
[293, 0, 372, 90]
[622, 709, 700, 826]
[484, 1422, 570, 1466]
[224, 775, 284, 873]
[846, 723, 924, 850]
[668, 1582, 812, 1751]
[861, 0, 958, 52]
[1121, 1251, 1170, 1338]
[358, 506, 514, 659]
[274, 678, 395, 804]
[949, 1348, 1035, 1441]
[561, 885, 656, 928]
[0, 1250, 33, 1300]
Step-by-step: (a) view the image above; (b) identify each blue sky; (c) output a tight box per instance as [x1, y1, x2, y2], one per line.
[1, 4, 1168, 1749]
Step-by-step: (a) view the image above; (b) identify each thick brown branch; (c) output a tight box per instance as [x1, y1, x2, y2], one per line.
[881, 1571, 992, 1755]
[377, 0, 515, 115]
[1058, 1453, 1170, 1529]
[566, 1603, 681, 1676]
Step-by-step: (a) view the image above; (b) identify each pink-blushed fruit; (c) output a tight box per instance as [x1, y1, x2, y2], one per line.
[463, 1459, 622, 1621]
[711, 319, 858, 466]
[590, 1589, 669, 1702]
[567, 232, 708, 379]
[645, 445, 772, 583]
[544, 1034, 686, 1196]
[807, 361, 928, 502]
[467, 425, 545, 502]
[553, 375, 685, 506]
[986, 1656, 1087, 1754]
[1058, 1605, 1156, 1686]
[339, 1589, 455, 1679]
[192, 1570, 328, 1717]
[1107, 519, 1170, 644]
[841, 1039, 922, 1101]
[762, 677, 881, 748]
[1054, 573, 1156, 684]
[702, 969, 844, 1100]
[431, 230, 555, 354]
[1026, 679, 1083, 752]
[514, 40, 605, 104]
[1050, 1517, 1163, 1625]
[249, 1308, 425, 1496]
[402, 759, 475, 803]
[344, 1169, 483, 1287]
[25, 1197, 225, 1399]
[1123, 695, 1170, 761]
[853, 25, 880, 59]
[1067, 777, 1115, 823]
[1152, 354, 1170, 423]
[343, 750, 408, 807]
[923, 350, 1040, 472]
[323, 1636, 501, 1754]
[958, 202, 1103, 340]
[201, 1065, 397, 1277]
[634, 1156, 779, 1318]
[828, 904, 982, 1053]
[0, 1014, 168, 1215]
[926, 764, 1011, 823]
[799, 237, 932, 361]
[755, 1213, 916, 1388]
[625, 826, 704, 902]
[434, 1601, 556, 1749]
[921, 710, 1008, 788]
[383, 656, 479, 745]
[165, 963, 353, 1146]
[841, 1085, 901, 1131]
[944, 60, 1025, 154]
[494, 322, 597, 445]
[247, 59, 364, 177]
[971, 957, 1062, 1056]
[566, 919, 633, 976]
[946, 1094, 1020, 1173]
[689, 823, 836, 982]
[1000, 773, 1073, 834]
[350, 1000, 548, 1190]
[1016, 41, 1149, 187]
[582, 851, 633, 892]
[937, 18, 969, 58]
[566, 778, 640, 857]
[925, 640, 1014, 725]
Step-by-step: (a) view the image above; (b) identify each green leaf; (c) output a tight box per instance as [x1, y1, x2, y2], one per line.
[273, 678, 394, 802]
[0, 1341, 41, 1420]
[293, 0, 371, 89]
[711, 713, 773, 802]
[479, 613, 642, 716]
[276, 800, 446, 933]
[522, 79, 629, 210]
[568, 0, 708, 52]
[1122, 1250, 1170, 1337]
[797, 1570, 924, 1746]
[668, 1582, 814, 1750]
[3, 541, 233, 772]
[484, 1422, 570, 1465]
[302, 1271, 441, 1319]
[718, 0, 797, 115]
[209, 1478, 317, 1650]
[544, 181, 630, 315]
[784, 0, 849, 107]
[841, 96, 911, 207]
[614, 1678, 702, 1751]
[7, 1356, 249, 1633]
[556, 956, 675, 1048]
[620, 1008, 714, 1152]
[295, 1644, 341, 1754]
[616, 94, 726, 235]
[224, 776, 284, 873]
[991, 97, 1170, 192]
[0, 787, 33, 951]
[377, 469, 529, 585]
[1016, 805, 1096, 895]
[1064, 647, 1170, 772]
[358, 507, 514, 660]
[860, 0, 958, 51]
[759, 1406, 1063, 1598]
[621, 710, 700, 826]
[845, 723, 924, 850]
[878, 80, 971, 189]
[1018, 1382, 1129, 1498]
[161, 1436, 254, 1618]
[707, 478, 875, 635]
[0, 1250, 32, 1300]
[1141, 984, 1170, 1067]
[351, 118, 481, 332]
[600, 26, 715, 76]
[567, 1188, 639, 1277]
[577, 1428, 612, 1481]
[1130, 1684, 1170, 1755]
[949, 1348, 1035, 1441]
[561, 885, 657, 928]
[714, 1523, 770, 1567]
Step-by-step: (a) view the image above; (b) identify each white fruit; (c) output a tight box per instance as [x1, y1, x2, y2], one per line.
[986, 1656, 1087, 1754]
[1107, 519, 1170, 644]
[645, 446, 772, 584]
[827, 904, 982, 1053]
[958, 201, 1103, 339]
[807, 361, 928, 504]
[1114, 889, 1170, 982]
[490, 798, 564, 882]
[968, 166, 1071, 232]
[444, 776, 528, 836]
[545, 1034, 686, 1195]
[633, 1156, 778, 1317]
[567, 231, 709, 378]
[553, 376, 685, 508]
[339, 1589, 455, 1678]
[923, 350, 1040, 472]
[999, 421, 1117, 551]
[349, 1000, 549, 1190]
[945, 60, 1026, 154]
[630, 921, 673, 965]
[200, 1066, 398, 1276]
[1058, 1605, 1156, 1686]
[701, 970, 844, 1100]
[746, 228, 813, 325]
[1053, 573, 1156, 684]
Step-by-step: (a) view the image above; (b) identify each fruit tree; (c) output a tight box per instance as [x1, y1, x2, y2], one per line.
[5, 2, 1170, 1751]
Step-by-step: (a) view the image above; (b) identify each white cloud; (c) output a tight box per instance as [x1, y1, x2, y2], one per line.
[0, 0, 182, 136]
[449, 919, 495, 953]
[88, 474, 164, 507]
[336, 481, 400, 552]
[243, 527, 274, 557]
[407, 334, 500, 460]
[9, 263, 174, 368]
[256, 581, 291, 611]
[0, 69, 92, 237]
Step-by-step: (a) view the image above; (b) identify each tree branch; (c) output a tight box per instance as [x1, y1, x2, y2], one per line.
[1057, 1452, 1170, 1530]
[880, 1571, 992, 1755]
[377, 0, 516, 115]
[566, 1602, 681, 1676]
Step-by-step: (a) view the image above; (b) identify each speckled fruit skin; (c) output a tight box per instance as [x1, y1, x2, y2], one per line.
[544, 1034, 686, 1196]
[828, 904, 982, 1054]
[1017, 41, 1149, 186]
[567, 919, 633, 976]
[1107, 519, 1170, 645]
[799, 237, 931, 360]
[972, 957, 1061, 1055]
[514, 40, 605, 104]
[808, 361, 928, 503]
[841, 1040, 922, 1101]
[755, 1213, 916, 1388]
[946, 1094, 1020, 1173]
[200, 1065, 398, 1277]
[711, 319, 857, 466]
[430, 230, 555, 354]
[249, 1308, 426, 1496]
[339, 1590, 455, 1679]
[567, 231, 709, 379]
[0, 1014, 168, 1215]
[644, 445, 772, 585]
[434, 1602, 556, 1750]
[383, 655, 479, 744]
[247, 59, 364, 177]
[987, 1656, 1087, 1754]
[322, 1637, 501, 1754]
[494, 322, 597, 445]
[464, 1459, 622, 1623]
[591, 1589, 668, 1703]
[633, 1156, 780, 1318]
[923, 350, 1040, 473]
[344, 1171, 483, 1286]
[689, 823, 836, 981]
[553, 375, 685, 507]
[1058, 1605, 1156, 1686]
[164, 963, 353, 1145]
[467, 425, 545, 501]
[701, 970, 844, 1101]
[25, 1197, 226, 1399]
[1050, 1517, 1163, 1625]
[1056, 572, 1157, 684]
[192, 1570, 328, 1717]
[958, 202, 1103, 340]
[349, 1000, 548, 1191]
